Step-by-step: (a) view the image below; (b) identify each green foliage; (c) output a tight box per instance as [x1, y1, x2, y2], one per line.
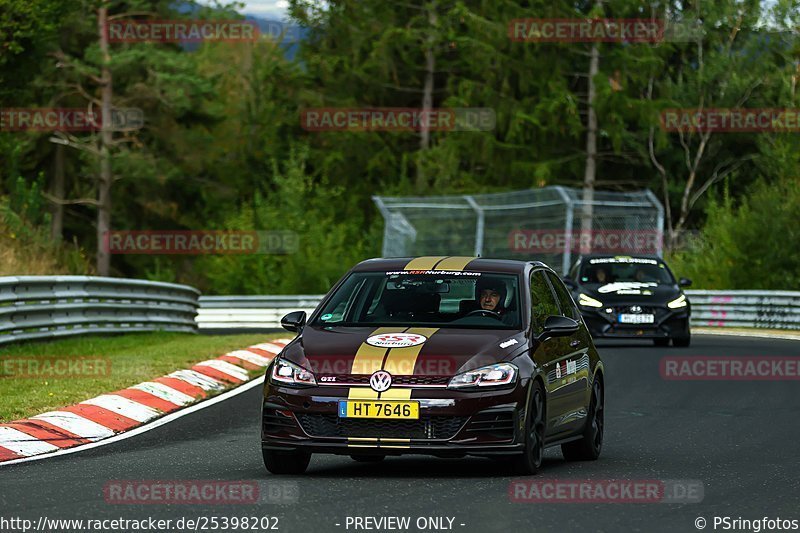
[668, 177, 800, 289]
[0, 0, 66, 98]
[197, 144, 380, 294]
[0, 196, 91, 275]
[9, 174, 48, 226]
[1, 0, 799, 291]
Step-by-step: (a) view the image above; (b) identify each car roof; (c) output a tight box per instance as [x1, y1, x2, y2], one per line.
[352, 257, 547, 274]
[577, 253, 664, 262]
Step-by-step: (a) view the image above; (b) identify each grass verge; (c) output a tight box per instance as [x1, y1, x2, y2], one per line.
[0, 332, 286, 423]
[694, 327, 800, 340]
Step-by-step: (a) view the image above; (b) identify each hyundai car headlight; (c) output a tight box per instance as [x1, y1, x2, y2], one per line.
[448, 363, 518, 389]
[668, 294, 687, 309]
[271, 359, 316, 387]
[578, 293, 604, 308]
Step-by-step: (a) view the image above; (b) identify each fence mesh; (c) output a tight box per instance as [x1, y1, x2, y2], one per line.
[373, 186, 664, 274]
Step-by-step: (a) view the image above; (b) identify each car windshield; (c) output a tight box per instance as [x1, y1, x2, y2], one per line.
[312, 271, 521, 329]
[579, 257, 675, 285]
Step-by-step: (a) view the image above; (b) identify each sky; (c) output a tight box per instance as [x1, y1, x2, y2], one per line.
[227, 0, 290, 19]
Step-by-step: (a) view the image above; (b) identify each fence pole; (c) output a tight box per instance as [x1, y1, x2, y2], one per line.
[464, 195, 485, 257]
[553, 186, 574, 275]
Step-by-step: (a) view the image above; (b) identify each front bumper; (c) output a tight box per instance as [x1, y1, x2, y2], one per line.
[261, 380, 529, 457]
[579, 305, 690, 339]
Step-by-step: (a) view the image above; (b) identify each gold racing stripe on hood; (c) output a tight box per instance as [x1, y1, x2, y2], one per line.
[379, 327, 439, 400]
[347, 327, 401, 400]
[344, 328, 436, 446]
[404, 256, 447, 270]
[433, 256, 476, 271]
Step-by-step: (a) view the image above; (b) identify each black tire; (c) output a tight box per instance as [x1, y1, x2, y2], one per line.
[350, 455, 385, 463]
[512, 380, 546, 475]
[262, 448, 311, 475]
[653, 338, 670, 347]
[561, 376, 604, 461]
[673, 333, 691, 347]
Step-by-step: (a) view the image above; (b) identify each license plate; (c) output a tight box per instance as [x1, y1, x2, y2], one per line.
[618, 313, 655, 324]
[338, 400, 419, 419]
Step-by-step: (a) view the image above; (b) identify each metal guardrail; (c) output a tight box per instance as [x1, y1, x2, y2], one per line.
[196, 291, 800, 331]
[0, 276, 200, 346]
[196, 295, 322, 329]
[686, 290, 800, 330]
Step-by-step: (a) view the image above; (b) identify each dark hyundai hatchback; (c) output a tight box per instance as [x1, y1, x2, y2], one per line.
[261, 256, 604, 475]
[564, 254, 692, 346]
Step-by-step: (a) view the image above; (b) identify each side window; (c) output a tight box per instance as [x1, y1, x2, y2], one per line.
[529, 270, 560, 332]
[546, 271, 580, 321]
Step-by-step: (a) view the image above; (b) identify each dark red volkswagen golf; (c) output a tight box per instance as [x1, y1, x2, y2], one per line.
[261, 256, 605, 475]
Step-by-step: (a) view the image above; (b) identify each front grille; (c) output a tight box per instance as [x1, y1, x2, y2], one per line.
[297, 414, 467, 440]
[607, 326, 660, 335]
[612, 306, 661, 314]
[317, 374, 450, 387]
[464, 411, 516, 440]
[395, 376, 450, 386]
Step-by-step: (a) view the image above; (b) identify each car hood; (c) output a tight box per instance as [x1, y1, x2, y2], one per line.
[282, 326, 528, 377]
[578, 282, 682, 305]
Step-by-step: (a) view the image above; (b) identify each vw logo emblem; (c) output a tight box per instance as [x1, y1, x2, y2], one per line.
[630, 305, 643, 314]
[369, 370, 392, 392]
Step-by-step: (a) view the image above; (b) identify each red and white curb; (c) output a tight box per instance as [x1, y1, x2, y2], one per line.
[0, 338, 292, 464]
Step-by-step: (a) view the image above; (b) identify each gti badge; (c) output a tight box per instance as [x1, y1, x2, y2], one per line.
[369, 370, 392, 392]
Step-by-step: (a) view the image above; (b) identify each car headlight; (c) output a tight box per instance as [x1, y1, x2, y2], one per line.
[668, 294, 687, 309]
[271, 359, 316, 387]
[448, 363, 517, 389]
[578, 293, 603, 308]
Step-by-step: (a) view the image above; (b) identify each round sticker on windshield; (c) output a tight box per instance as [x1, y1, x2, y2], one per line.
[366, 333, 428, 348]
[320, 313, 333, 321]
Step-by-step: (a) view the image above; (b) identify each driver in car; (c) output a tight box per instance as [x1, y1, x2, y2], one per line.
[478, 280, 505, 313]
[460, 277, 509, 317]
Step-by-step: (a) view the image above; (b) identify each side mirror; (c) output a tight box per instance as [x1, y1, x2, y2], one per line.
[561, 276, 577, 289]
[536, 315, 579, 343]
[679, 278, 693, 288]
[281, 311, 307, 333]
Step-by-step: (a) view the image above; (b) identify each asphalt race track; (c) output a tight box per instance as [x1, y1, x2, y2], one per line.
[2, 334, 799, 533]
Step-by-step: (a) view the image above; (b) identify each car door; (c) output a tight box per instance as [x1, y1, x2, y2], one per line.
[545, 271, 592, 433]
[528, 269, 574, 439]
